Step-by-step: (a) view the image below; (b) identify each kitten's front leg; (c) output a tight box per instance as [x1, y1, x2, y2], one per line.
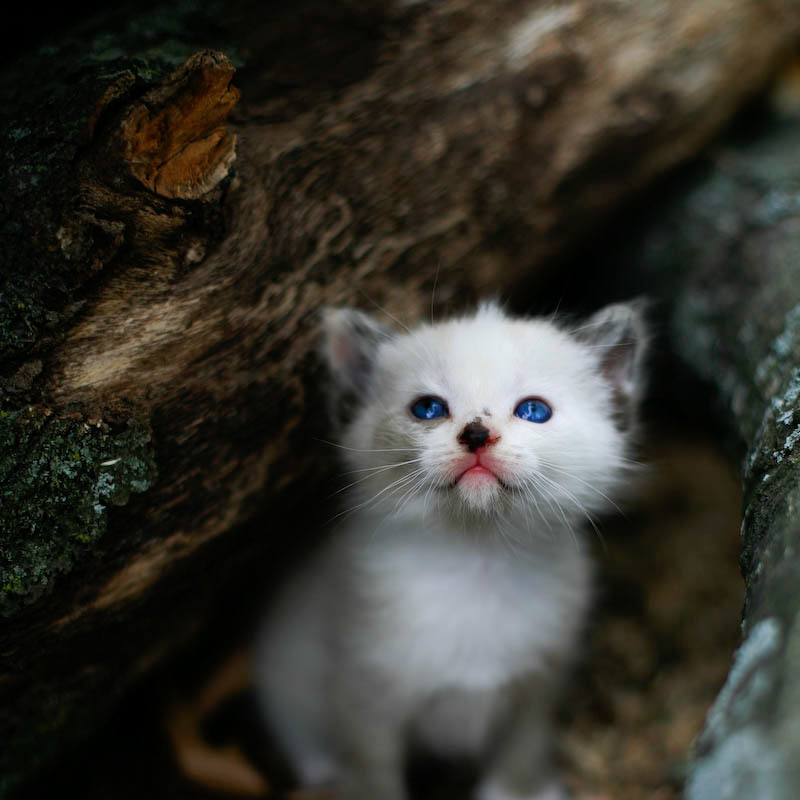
[476, 780, 568, 800]
[333, 687, 409, 800]
[335, 722, 407, 800]
[475, 681, 566, 800]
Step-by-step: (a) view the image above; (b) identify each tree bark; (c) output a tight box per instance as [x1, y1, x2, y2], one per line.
[1, 0, 799, 791]
[589, 91, 800, 798]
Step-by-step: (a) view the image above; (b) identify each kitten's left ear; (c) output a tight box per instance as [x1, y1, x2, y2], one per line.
[576, 300, 649, 407]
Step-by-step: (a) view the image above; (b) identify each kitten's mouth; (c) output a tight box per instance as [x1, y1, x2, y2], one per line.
[456, 464, 497, 483]
[453, 460, 507, 489]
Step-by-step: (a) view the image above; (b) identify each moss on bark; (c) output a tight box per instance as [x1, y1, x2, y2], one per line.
[0, 408, 156, 615]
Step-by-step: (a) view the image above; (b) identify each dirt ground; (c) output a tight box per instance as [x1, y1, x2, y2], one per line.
[17, 426, 743, 800]
[560, 432, 743, 800]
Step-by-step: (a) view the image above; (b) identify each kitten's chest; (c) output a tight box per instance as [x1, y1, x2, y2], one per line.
[349, 529, 590, 690]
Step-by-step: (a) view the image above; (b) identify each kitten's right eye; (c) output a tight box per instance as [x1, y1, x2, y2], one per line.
[410, 396, 449, 420]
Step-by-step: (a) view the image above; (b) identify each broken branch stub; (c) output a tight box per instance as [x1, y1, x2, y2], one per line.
[117, 50, 240, 199]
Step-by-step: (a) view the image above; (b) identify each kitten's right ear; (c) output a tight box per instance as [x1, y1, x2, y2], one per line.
[321, 308, 393, 398]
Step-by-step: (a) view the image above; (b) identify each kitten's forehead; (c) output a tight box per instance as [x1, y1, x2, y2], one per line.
[380, 310, 589, 398]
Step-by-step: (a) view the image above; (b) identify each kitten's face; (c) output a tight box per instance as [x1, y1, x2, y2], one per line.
[325, 304, 645, 523]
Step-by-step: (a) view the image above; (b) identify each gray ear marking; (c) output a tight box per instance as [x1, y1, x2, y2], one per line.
[321, 308, 393, 424]
[574, 300, 649, 429]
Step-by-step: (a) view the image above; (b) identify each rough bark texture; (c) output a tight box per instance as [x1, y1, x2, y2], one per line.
[594, 99, 800, 798]
[2, 0, 800, 792]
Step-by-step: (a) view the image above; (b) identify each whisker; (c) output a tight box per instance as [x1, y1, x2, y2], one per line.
[326, 469, 425, 524]
[340, 458, 424, 475]
[430, 258, 441, 324]
[533, 471, 605, 552]
[357, 289, 411, 333]
[527, 475, 582, 552]
[563, 319, 616, 336]
[391, 473, 430, 517]
[522, 475, 561, 527]
[329, 459, 426, 500]
[315, 438, 417, 454]
[536, 459, 625, 515]
[516, 478, 553, 533]
[360, 468, 426, 508]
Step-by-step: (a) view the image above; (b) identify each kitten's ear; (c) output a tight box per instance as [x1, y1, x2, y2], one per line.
[321, 307, 393, 398]
[576, 300, 649, 412]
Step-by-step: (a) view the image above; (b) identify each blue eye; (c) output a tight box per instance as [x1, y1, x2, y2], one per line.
[410, 396, 449, 420]
[514, 398, 552, 423]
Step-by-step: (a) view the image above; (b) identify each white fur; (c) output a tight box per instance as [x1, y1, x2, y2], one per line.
[476, 777, 570, 800]
[254, 303, 645, 799]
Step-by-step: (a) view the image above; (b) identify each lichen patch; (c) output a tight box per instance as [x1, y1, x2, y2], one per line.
[0, 408, 157, 616]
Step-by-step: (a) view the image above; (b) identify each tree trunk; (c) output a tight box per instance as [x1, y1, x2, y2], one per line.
[1, 0, 799, 791]
[589, 90, 800, 799]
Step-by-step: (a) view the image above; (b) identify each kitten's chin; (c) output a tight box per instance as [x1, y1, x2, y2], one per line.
[455, 475, 503, 514]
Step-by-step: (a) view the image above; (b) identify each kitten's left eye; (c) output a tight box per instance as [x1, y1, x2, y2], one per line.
[410, 396, 449, 420]
[514, 398, 552, 423]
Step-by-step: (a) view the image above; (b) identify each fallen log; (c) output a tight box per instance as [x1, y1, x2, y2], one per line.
[2, 0, 799, 791]
[587, 86, 800, 799]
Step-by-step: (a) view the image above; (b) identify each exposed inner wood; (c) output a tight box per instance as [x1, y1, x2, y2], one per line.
[119, 51, 240, 199]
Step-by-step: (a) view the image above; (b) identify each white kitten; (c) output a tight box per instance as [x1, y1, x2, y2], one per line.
[254, 302, 647, 800]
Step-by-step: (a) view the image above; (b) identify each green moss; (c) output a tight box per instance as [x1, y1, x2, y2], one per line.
[0, 407, 157, 793]
[0, 407, 157, 616]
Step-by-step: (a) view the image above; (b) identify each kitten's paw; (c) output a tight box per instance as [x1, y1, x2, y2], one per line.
[475, 777, 569, 800]
[296, 753, 337, 787]
[531, 783, 569, 800]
